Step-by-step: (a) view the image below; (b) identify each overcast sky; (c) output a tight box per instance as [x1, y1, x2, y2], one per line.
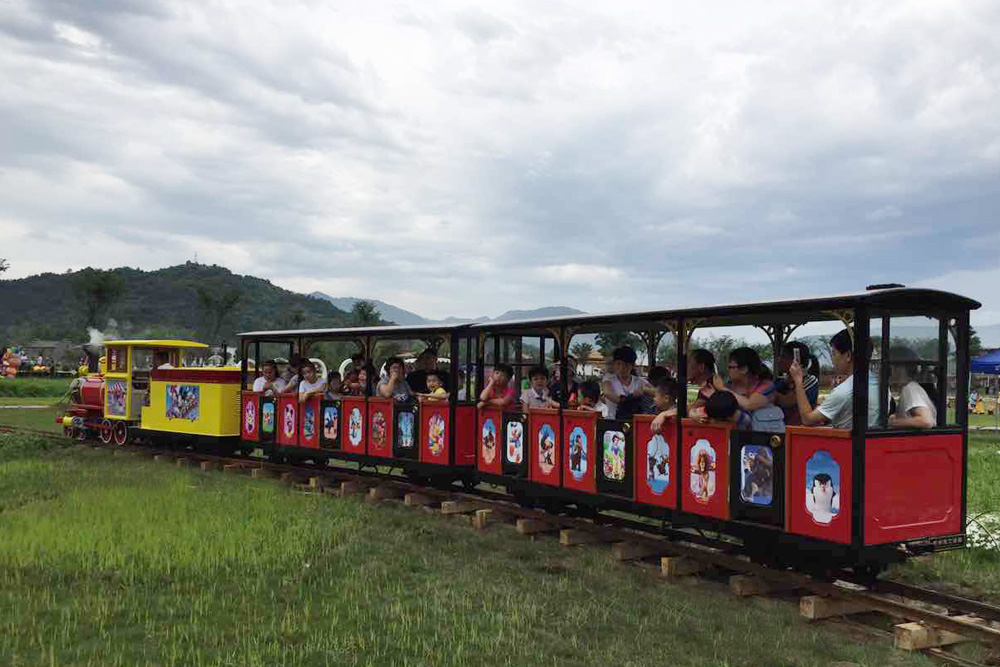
[1, 0, 998, 322]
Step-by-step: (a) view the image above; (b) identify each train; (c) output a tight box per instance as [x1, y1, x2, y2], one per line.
[58, 286, 979, 575]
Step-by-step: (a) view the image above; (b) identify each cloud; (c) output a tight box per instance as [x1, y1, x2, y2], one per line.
[0, 0, 998, 322]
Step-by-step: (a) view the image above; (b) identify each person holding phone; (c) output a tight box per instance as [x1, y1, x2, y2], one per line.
[774, 342, 820, 425]
[687, 349, 718, 414]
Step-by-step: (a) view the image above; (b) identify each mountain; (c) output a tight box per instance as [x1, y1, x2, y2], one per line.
[1, 263, 350, 349]
[308, 293, 586, 325]
[308, 293, 429, 326]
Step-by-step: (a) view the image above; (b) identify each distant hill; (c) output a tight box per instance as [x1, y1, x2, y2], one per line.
[1, 263, 350, 348]
[309, 292, 585, 325]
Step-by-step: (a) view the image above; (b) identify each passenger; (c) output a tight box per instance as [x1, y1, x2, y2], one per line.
[355, 365, 376, 397]
[716, 347, 784, 433]
[477, 363, 517, 410]
[419, 370, 449, 401]
[377, 357, 412, 402]
[252, 359, 287, 396]
[153, 350, 174, 369]
[297, 361, 327, 403]
[641, 366, 672, 414]
[521, 366, 560, 409]
[887, 346, 937, 429]
[279, 354, 303, 395]
[650, 378, 679, 434]
[601, 346, 653, 420]
[407, 350, 445, 394]
[325, 371, 343, 399]
[578, 380, 609, 418]
[548, 356, 580, 406]
[774, 342, 820, 426]
[788, 329, 880, 429]
[697, 391, 752, 430]
[687, 349, 718, 411]
[456, 369, 468, 401]
[341, 369, 359, 396]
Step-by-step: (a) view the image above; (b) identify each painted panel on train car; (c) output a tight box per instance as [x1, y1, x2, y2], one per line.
[454, 405, 477, 467]
[260, 397, 276, 443]
[863, 434, 963, 545]
[393, 403, 419, 459]
[562, 410, 597, 494]
[320, 399, 341, 450]
[367, 397, 393, 458]
[341, 397, 366, 455]
[277, 395, 298, 446]
[529, 409, 561, 487]
[598, 420, 633, 497]
[478, 408, 503, 475]
[299, 396, 321, 449]
[633, 415, 675, 508]
[241, 392, 260, 442]
[785, 427, 852, 544]
[420, 400, 450, 465]
[729, 431, 784, 527]
[166, 384, 200, 421]
[503, 412, 529, 477]
[680, 421, 731, 520]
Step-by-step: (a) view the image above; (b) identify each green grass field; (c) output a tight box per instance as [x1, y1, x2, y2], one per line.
[0, 434, 945, 667]
[0, 376, 72, 398]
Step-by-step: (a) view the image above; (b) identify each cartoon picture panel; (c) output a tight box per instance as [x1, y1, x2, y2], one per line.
[166, 384, 200, 421]
[323, 405, 339, 441]
[689, 439, 717, 505]
[538, 424, 557, 476]
[347, 407, 364, 450]
[370, 408, 389, 453]
[282, 400, 297, 442]
[106, 379, 128, 417]
[262, 401, 276, 438]
[397, 411, 415, 450]
[805, 450, 840, 525]
[567, 426, 589, 481]
[481, 417, 499, 471]
[506, 420, 524, 465]
[242, 397, 258, 440]
[301, 402, 318, 446]
[426, 413, 447, 458]
[602, 430, 627, 481]
[645, 434, 670, 496]
[740, 445, 774, 507]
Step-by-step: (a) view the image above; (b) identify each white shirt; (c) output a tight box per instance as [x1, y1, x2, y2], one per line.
[896, 381, 937, 423]
[299, 378, 327, 398]
[817, 374, 881, 430]
[582, 401, 609, 418]
[600, 373, 650, 420]
[521, 387, 552, 409]
[252, 375, 286, 396]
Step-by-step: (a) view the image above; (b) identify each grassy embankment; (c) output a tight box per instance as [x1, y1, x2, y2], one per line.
[0, 433, 947, 667]
[0, 377, 70, 432]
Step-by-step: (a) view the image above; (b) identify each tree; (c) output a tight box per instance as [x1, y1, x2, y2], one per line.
[656, 338, 678, 367]
[0, 258, 8, 274]
[196, 287, 242, 343]
[350, 300, 383, 327]
[74, 268, 124, 328]
[690, 334, 743, 379]
[286, 306, 306, 330]
[970, 327, 983, 358]
[569, 341, 593, 363]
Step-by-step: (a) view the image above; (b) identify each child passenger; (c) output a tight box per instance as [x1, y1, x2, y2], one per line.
[578, 380, 608, 418]
[419, 370, 449, 401]
[698, 391, 752, 430]
[650, 378, 679, 434]
[298, 361, 327, 403]
[521, 366, 560, 409]
[477, 364, 517, 410]
[325, 371, 342, 399]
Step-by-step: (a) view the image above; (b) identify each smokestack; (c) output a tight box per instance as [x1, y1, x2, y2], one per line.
[82, 328, 105, 373]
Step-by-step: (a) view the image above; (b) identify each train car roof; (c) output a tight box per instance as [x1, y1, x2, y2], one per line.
[105, 339, 209, 349]
[237, 287, 979, 339]
[237, 322, 474, 340]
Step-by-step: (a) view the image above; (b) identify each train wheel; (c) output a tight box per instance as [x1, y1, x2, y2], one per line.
[98, 420, 113, 445]
[113, 421, 129, 446]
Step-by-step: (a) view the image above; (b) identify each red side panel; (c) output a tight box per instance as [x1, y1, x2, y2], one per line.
[367, 397, 393, 459]
[299, 396, 321, 449]
[634, 415, 676, 509]
[420, 401, 450, 465]
[277, 395, 299, 446]
[562, 410, 597, 494]
[241, 392, 260, 442]
[864, 434, 963, 545]
[478, 408, 503, 475]
[786, 428, 852, 544]
[529, 409, 561, 487]
[454, 405, 477, 467]
[680, 420, 731, 520]
[341, 396, 367, 455]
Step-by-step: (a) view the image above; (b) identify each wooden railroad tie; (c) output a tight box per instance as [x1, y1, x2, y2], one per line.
[661, 556, 708, 578]
[176, 457, 190, 467]
[199, 461, 216, 472]
[440, 501, 479, 515]
[251, 467, 274, 479]
[472, 509, 493, 530]
[894, 615, 981, 651]
[153, 454, 168, 463]
[559, 529, 615, 547]
[368, 486, 404, 502]
[612, 541, 673, 562]
[516, 518, 557, 535]
[309, 477, 327, 490]
[339, 481, 362, 496]
[799, 595, 872, 620]
[223, 463, 243, 474]
[404, 492, 435, 507]
[729, 574, 800, 597]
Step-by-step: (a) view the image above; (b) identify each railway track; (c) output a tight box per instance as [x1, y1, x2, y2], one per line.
[4, 423, 1000, 665]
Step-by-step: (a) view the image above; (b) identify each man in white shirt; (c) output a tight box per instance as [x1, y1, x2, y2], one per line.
[298, 361, 327, 402]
